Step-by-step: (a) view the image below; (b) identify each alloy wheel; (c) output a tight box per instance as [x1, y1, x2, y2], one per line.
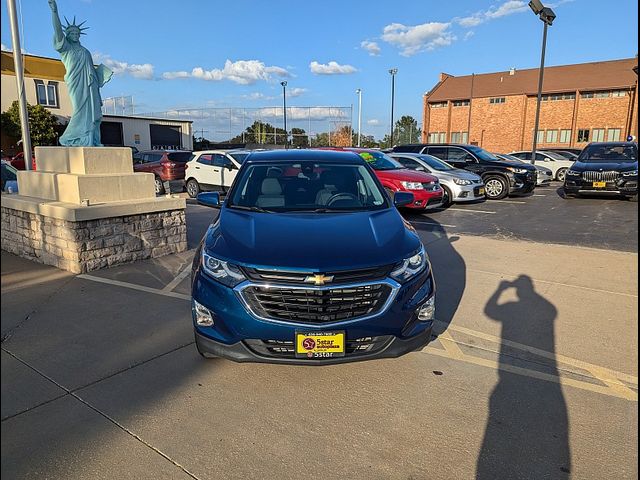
[485, 178, 504, 199]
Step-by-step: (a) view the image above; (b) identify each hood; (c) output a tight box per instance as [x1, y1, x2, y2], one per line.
[571, 160, 638, 172]
[205, 208, 421, 271]
[437, 168, 482, 181]
[374, 168, 438, 182]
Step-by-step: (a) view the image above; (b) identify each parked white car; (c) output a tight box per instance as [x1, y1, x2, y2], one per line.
[495, 153, 553, 186]
[185, 150, 251, 197]
[508, 150, 575, 182]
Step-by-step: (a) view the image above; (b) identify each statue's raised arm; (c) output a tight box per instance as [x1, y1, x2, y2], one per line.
[48, 0, 64, 46]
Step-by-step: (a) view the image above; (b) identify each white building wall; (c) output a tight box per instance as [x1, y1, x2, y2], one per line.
[102, 115, 193, 150]
[1, 73, 73, 120]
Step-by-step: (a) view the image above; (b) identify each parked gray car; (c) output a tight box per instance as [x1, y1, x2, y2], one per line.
[389, 152, 485, 207]
[495, 153, 553, 186]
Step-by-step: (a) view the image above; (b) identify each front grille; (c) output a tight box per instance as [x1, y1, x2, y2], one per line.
[242, 265, 392, 285]
[422, 182, 440, 191]
[245, 336, 392, 358]
[582, 170, 620, 182]
[241, 284, 391, 323]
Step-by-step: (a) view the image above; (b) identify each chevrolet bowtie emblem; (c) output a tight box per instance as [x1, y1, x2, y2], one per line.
[304, 274, 334, 286]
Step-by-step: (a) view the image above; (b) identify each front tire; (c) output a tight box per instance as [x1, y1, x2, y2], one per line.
[186, 179, 201, 198]
[441, 185, 453, 208]
[556, 168, 568, 182]
[154, 176, 165, 195]
[483, 176, 508, 200]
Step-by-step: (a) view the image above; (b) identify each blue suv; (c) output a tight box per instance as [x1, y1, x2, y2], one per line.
[191, 150, 436, 364]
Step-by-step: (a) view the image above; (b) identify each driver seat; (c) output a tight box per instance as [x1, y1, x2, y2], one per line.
[256, 178, 285, 208]
[315, 170, 342, 205]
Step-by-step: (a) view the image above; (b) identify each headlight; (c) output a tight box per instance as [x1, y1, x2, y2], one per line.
[453, 178, 472, 185]
[566, 169, 581, 176]
[622, 170, 638, 177]
[400, 181, 424, 190]
[201, 251, 246, 287]
[506, 167, 528, 174]
[390, 246, 427, 283]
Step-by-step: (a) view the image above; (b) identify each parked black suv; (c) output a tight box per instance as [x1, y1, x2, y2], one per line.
[563, 142, 638, 201]
[392, 144, 537, 199]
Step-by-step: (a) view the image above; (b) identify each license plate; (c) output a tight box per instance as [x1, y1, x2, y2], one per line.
[478, 187, 485, 195]
[592, 181, 606, 188]
[296, 331, 345, 358]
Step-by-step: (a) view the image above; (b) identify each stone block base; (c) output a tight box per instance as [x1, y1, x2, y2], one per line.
[1, 206, 187, 273]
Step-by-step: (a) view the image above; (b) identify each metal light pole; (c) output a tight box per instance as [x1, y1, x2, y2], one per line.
[7, 0, 32, 169]
[529, 1, 556, 165]
[355, 88, 362, 147]
[280, 81, 288, 148]
[389, 68, 398, 147]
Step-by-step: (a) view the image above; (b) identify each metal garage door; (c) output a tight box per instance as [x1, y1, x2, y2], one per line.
[100, 121, 124, 146]
[150, 124, 182, 149]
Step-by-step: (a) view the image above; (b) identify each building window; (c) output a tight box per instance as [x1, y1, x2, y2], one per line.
[592, 128, 606, 142]
[461, 132, 468, 143]
[546, 130, 558, 143]
[489, 97, 506, 104]
[536, 130, 545, 143]
[541, 93, 576, 101]
[559, 129, 571, 144]
[577, 129, 590, 142]
[581, 90, 627, 99]
[428, 132, 446, 143]
[429, 102, 447, 108]
[611, 90, 627, 97]
[607, 128, 621, 141]
[450, 131, 469, 143]
[452, 100, 470, 107]
[34, 80, 59, 108]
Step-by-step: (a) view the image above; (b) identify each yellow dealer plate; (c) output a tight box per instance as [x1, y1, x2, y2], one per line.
[296, 331, 345, 358]
[478, 187, 485, 195]
[592, 181, 606, 188]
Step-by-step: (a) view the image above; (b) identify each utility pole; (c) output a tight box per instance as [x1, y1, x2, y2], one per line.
[355, 89, 362, 147]
[389, 68, 398, 147]
[7, 0, 32, 169]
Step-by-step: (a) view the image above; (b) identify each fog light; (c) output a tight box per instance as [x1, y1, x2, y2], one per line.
[193, 299, 214, 326]
[417, 296, 435, 321]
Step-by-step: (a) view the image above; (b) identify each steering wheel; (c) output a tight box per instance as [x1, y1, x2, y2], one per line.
[326, 192, 359, 206]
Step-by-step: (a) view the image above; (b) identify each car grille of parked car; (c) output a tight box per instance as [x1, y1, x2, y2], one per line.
[581, 171, 620, 182]
[241, 265, 392, 285]
[241, 284, 392, 323]
[244, 336, 392, 358]
[422, 182, 440, 191]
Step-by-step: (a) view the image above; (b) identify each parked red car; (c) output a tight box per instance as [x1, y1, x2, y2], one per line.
[321, 148, 443, 210]
[133, 150, 192, 194]
[7, 152, 36, 170]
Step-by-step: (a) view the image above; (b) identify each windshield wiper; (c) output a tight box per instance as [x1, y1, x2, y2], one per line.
[228, 205, 274, 213]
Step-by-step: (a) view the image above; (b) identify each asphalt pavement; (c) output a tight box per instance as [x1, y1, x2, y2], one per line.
[1, 186, 637, 479]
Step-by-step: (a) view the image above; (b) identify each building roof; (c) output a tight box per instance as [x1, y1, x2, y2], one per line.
[426, 58, 638, 102]
[1, 50, 66, 81]
[102, 114, 193, 124]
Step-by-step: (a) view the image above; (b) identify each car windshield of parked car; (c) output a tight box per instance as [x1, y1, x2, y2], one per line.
[229, 152, 250, 164]
[357, 151, 403, 170]
[167, 152, 192, 162]
[543, 151, 570, 161]
[228, 162, 388, 212]
[498, 154, 526, 163]
[578, 144, 638, 163]
[466, 145, 500, 161]
[416, 154, 455, 171]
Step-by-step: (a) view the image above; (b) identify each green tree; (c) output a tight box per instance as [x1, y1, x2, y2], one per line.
[2, 101, 60, 146]
[351, 132, 380, 148]
[290, 127, 308, 147]
[392, 115, 419, 146]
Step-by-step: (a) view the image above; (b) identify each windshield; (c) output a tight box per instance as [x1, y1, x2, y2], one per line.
[228, 162, 388, 212]
[416, 154, 455, 171]
[547, 150, 578, 159]
[497, 154, 525, 163]
[466, 145, 500, 161]
[356, 151, 403, 170]
[543, 151, 570, 161]
[578, 144, 638, 163]
[229, 152, 250, 164]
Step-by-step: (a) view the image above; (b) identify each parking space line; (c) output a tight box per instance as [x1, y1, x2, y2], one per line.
[533, 194, 547, 197]
[447, 208, 496, 214]
[162, 266, 192, 292]
[410, 220, 457, 228]
[77, 274, 191, 301]
[494, 200, 527, 204]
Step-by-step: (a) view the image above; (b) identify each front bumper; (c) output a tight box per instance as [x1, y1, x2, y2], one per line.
[192, 265, 435, 364]
[564, 176, 638, 196]
[447, 181, 486, 203]
[403, 188, 444, 210]
[508, 172, 537, 195]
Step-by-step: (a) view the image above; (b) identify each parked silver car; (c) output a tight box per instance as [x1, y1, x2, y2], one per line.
[389, 152, 485, 207]
[495, 153, 553, 186]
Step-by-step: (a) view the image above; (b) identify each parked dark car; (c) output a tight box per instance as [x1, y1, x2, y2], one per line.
[1, 161, 19, 193]
[392, 144, 537, 200]
[191, 149, 436, 364]
[563, 142, 637, 201]
[133, 150, 192, 194]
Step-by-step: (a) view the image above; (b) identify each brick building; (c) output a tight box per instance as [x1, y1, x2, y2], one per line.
[421, 58, 638, 153]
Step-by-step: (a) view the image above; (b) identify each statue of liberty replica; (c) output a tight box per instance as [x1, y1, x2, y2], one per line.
[48, 0, 113, 146]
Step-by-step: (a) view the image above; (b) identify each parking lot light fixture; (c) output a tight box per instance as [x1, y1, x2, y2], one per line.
[281, 81, 288, 148]
[389, 68, 398, 147]
[355, 88, 362, 147]
[529, 1, 556, 166]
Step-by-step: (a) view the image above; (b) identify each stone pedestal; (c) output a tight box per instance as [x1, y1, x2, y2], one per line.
[1, 146, 187, 273]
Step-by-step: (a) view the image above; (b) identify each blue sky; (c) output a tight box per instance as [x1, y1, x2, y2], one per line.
[1, 0, 638, 140]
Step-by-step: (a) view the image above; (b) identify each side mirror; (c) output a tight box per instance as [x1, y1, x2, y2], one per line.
[197, 192, 221, 208]
[393, 191, 414, 207]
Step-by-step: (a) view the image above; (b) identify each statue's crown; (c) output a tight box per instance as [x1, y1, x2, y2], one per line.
[63, 16, 89, 35]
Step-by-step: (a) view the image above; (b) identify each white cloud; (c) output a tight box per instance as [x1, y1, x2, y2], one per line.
[367, 119, 381, 126]
[1, 43, 10, 51]
[464, 31, 475, 41]
[163, 59, 290, 85]
[381, 22, 455, 56]
[360, 40, 381, 56]
[288, 87, 307, 98]
[241, 92, 276, 101]
[456, 1, 528, 27]
[309, 61, 357, 75]
[93, 52, 154, 79]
